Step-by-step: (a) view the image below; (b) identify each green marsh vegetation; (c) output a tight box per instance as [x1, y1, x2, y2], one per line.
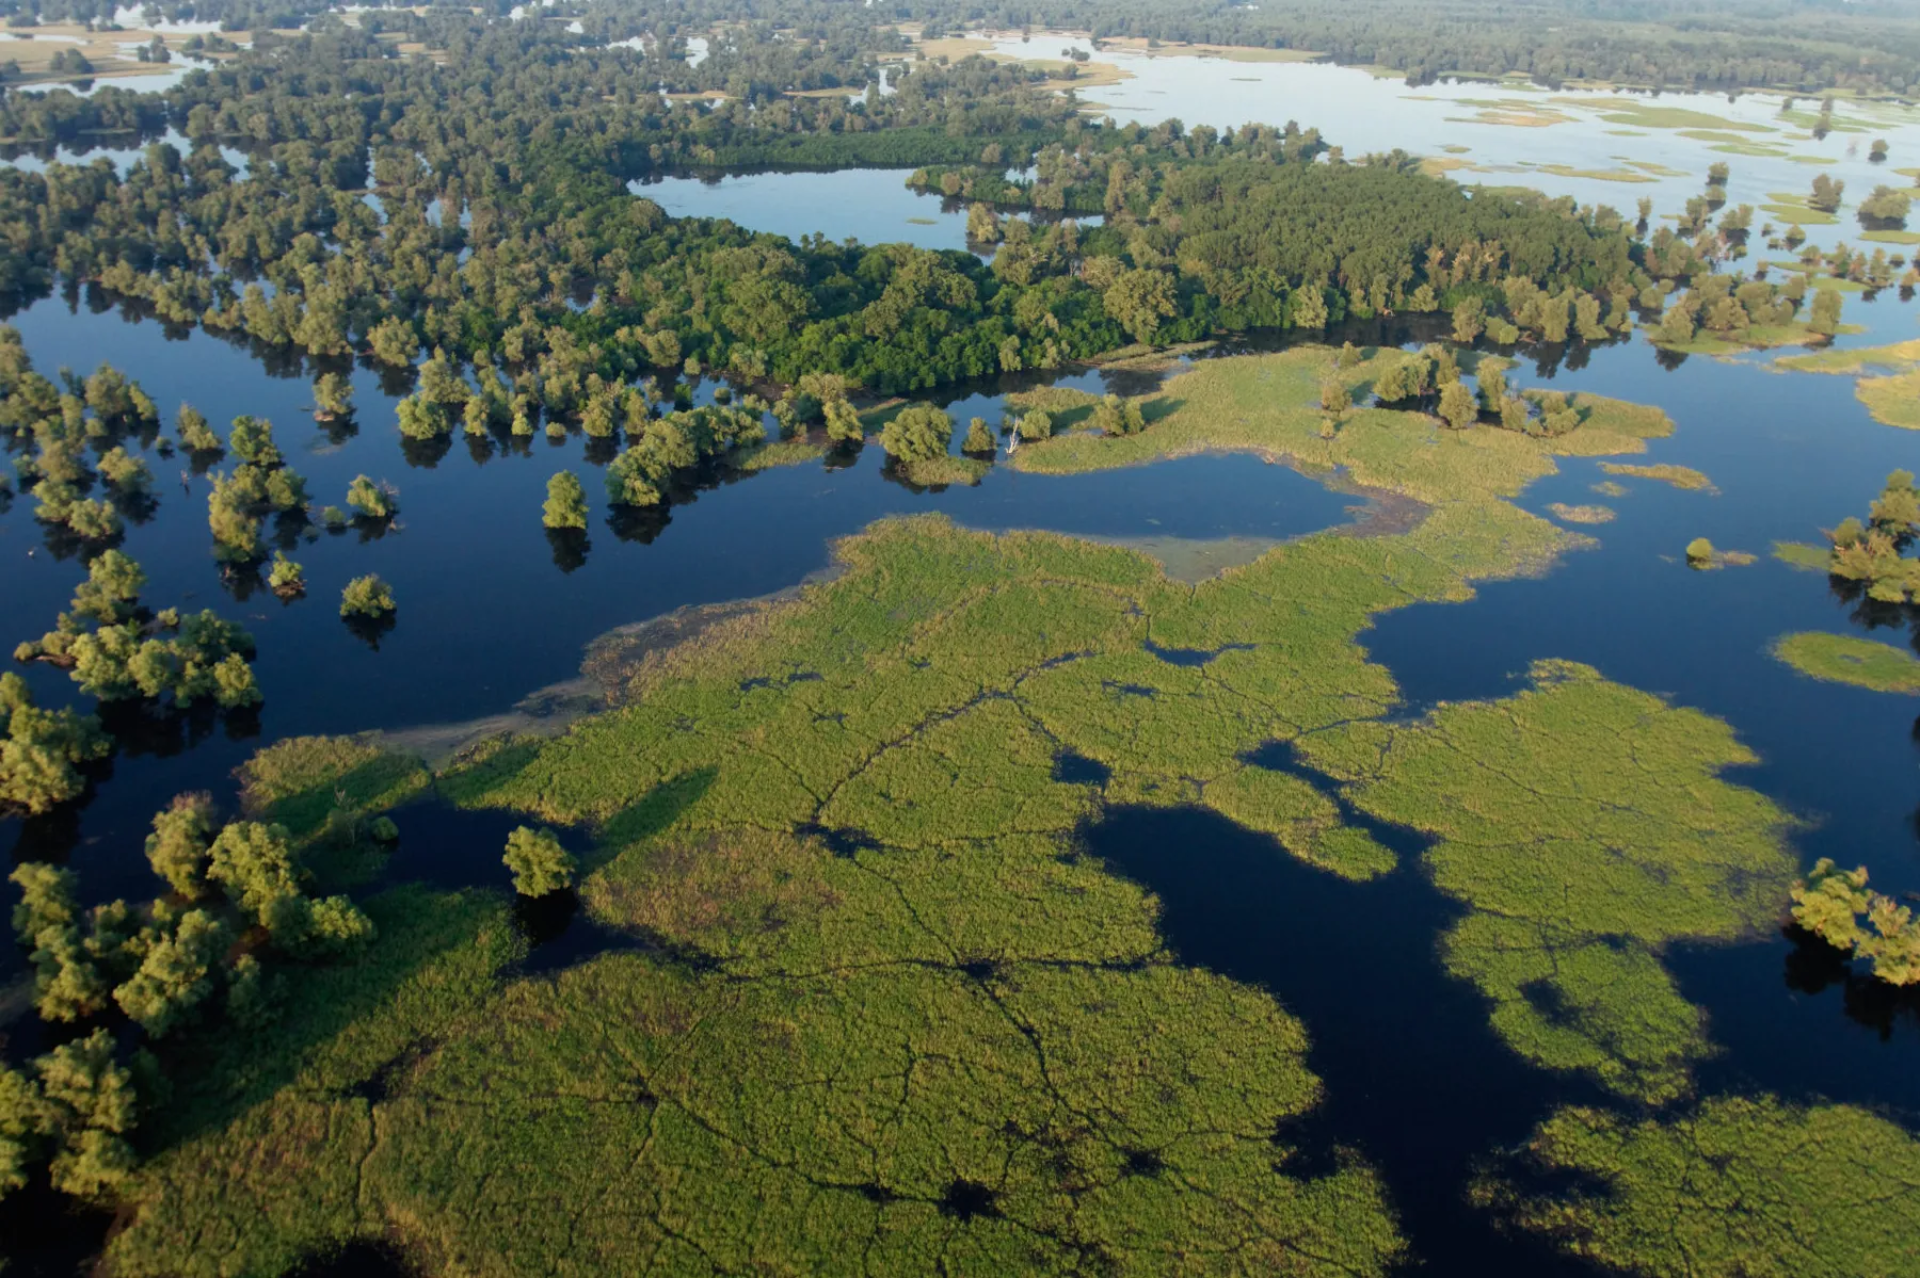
[1297, 661, 1798, 1103]
[1771, 632, 1920, 693]
[1476, 1096, 1920, 1277]
[1009, 346, 1675, 509]
[1546, 503, 1615, 524]
[1598, 462, 1716, 491]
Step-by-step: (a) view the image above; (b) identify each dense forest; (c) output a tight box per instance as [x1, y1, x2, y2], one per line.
[0, 16, 1693, 402]
[9, 0, 1920, 92]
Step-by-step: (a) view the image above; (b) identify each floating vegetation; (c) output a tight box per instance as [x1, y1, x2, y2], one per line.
[1775, 337, 1920, 375]
[1477, 1097, 1920, 1277]
[1300, 661, 1797, 1101]
[1591, 480, 1631, 498]
[1771, 540, 1831, 571]
[1573, 100, 1771, 133]
[1546, 503, 1615, 524]
[1530, 163, 1658, 183]
[1772, 632, 1920, 693]
[1597, 462, 1715, 492]
[1855, 369, 1920, 429]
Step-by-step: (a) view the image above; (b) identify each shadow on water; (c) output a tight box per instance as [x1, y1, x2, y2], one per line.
[0, 1177, 115, 1278]
[1081, 799, 1598, 1276]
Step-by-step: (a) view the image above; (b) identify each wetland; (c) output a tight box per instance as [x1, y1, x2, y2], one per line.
[6, 6, 1920, 1277]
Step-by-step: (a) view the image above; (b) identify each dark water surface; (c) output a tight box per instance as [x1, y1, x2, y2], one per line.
[4, 253, 1920, 1274]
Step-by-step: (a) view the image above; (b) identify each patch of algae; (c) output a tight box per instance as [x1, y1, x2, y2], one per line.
[1296, 661, 1797, 1103]
[1476, 1096, 1920, 1277]
[105, 348, 1780, 1276]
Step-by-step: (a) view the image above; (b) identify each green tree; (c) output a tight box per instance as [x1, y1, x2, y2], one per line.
[1102, 268, 1178, 344]
[504, 826, 576, 897]
[112, 909, 229, 1038]
[878, 405, 953, 462]
[367, 317, 420, 367]
[1685, 537, 1715, 565]
[1, 673, 109, 815]
[1437, 380, 1480, 430]
[175, 404, 223, 454]
[313, 372, 353, 419]
[268, 553, 305, 598]
[962, 416, 996, 453]
[1808, 287, 1843, 337]
[1320, 379, 1351, 414]
[341, 576, 396, 619]
[345, 475, 397, 520]
[207, 821, 302, 926]
[543, 471, 589, 530]
[145, 792, 218, 896]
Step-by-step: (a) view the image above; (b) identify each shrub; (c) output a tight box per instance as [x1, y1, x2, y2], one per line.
[340, 576, 395, 619]
[503, 826, 576, 897]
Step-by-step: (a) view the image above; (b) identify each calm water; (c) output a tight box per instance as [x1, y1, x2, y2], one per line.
[5, 35, 1920, 1278]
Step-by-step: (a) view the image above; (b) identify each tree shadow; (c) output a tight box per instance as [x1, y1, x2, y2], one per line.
[598, 766, 718, 848]
[342, 611, 398, 650]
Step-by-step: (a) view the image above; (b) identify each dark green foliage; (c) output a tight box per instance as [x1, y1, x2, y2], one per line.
[1, 1029, 137, 1203]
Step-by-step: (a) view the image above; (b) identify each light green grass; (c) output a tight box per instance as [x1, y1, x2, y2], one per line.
[1772, 632, 1920, 693]
[1775, 338, 1920, 375]
[1598, 462, 1715, 491]
[1857, 369, 1920, 429]
[1772, 540, 1832, 571]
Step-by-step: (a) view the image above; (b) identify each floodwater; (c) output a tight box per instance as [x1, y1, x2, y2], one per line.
[5, 34, 1920, 1278]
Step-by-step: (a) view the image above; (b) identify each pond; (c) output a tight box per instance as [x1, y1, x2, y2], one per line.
[634, 166, 1102, 254]
[6, 27, 1920, 1278]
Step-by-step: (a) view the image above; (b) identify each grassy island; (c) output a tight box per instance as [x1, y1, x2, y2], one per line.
[1772, 632, 1920, 693]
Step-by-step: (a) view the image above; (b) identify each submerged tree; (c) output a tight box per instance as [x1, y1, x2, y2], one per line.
[542, 471, 589, 530]
[878, 405, 953, 462]
[1792, 858, 1920, 985]
[503, 826, 576, 897]
[340, 575, 396, 619]
[0, 672, 109, 815]
[313, 372, 354, 421]
[345, 475, 398, 521]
